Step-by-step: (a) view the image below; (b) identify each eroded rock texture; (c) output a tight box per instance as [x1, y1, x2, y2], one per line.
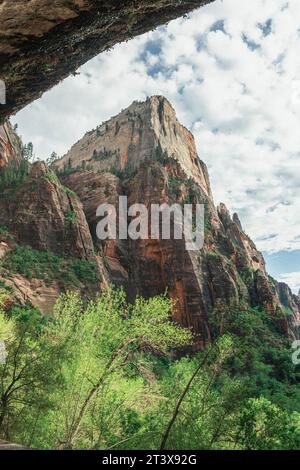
[0, 96, 299, 342]
[58, 96, 300, 344]
[0, 160, 95, 259]
[0, 137, 99, 312]
[0, 0, 213, 122]
[0, 122, 21, 167]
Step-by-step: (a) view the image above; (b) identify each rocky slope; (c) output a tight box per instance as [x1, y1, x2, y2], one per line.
[0, 0, 213, 122]
[0, 96, 299, 344]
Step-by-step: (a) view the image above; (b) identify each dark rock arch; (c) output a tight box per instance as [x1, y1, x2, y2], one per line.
[0, 0, 214, 122]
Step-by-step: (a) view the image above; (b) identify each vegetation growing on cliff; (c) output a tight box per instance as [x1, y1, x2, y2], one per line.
[0, 287, 299, 450]
[0, 159, 29, 194]
[0, 245, 100, 288]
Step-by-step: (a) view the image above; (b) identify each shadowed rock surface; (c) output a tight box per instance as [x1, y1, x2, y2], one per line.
[0, 0, 214, 122]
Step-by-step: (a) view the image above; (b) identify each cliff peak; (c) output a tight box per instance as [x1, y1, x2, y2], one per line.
[56, 96, 211, 196]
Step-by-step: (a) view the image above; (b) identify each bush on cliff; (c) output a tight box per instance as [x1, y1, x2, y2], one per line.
[0, 245, 100, 288]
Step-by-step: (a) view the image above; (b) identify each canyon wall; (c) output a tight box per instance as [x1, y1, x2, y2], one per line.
[57, 96, 300, 344]
[1, 96, 299, 343]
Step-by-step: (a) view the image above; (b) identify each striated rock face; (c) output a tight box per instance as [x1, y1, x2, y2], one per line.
[0, 96, 298, 341]
[0, 271, 62, 315]
[0, 159, 102, 313]
[0, 122, 21, 168]
[61, 170, 121, 236]
[0, 161, 95, 260]
[0, 0, 214, 122]
[274, 281, 300, 337]
[58, 96, 300, 343]
[58, 96, 212, 197]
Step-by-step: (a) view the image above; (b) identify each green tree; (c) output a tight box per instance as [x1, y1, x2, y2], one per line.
[21, 142, 34, 162]
[156, 335, 247, 450]
[46, 152, 59, 167]
[236, 397, 300, 450]
[1, 289, 299, 450]
[47, 288, 192, 448]
[0, 302, 64, 444]
[0, 291, 14, 344]
[0, 159, 29, 193]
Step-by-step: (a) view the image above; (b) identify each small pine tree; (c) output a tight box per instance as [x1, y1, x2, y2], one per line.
[46, 152, 59, 167]
[22, 142, 34, 162]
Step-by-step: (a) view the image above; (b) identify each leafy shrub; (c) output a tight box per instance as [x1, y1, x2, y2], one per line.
[42, 170, 59, 185]
[70, 259, 100, 284]
[0, 280, 14, 294]
[0, 225, 10, 236]
[61, 185, 77, 198]
[64, 211, 78, 226]
[207, 250, 221, 259]
[109, 165, 123, 178]
[1, 245, 100, 288]
[2, 246, 60, 280]
[152, 146, 176, 165]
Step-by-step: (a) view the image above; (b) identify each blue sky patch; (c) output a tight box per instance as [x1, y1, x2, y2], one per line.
[264, 249, 300, 285]
[258, 18, 273, 37]
[210, 19, 226, 33]
[242, 33, 261, 51]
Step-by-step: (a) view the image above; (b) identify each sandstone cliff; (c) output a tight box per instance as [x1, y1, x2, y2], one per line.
[57, 96, 213, 197]
[0, 96, 299, 344]
[0, 161, 95, 259]
[0, 145, 100, 312]
[57, 96, 300, 344]
[0, 122, 21, 168]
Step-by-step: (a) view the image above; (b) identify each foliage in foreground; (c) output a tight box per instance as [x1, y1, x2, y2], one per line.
[0, 288, 299, 450]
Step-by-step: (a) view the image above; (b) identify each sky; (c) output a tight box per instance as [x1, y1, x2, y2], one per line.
[11, 0, 300, 292]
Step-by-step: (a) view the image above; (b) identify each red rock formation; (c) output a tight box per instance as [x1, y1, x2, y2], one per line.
[0, 122, 21, 168]
[0, 97, 298, 340]
[0, 161, 95, 260]
[57, 96, 212, 197]
[58, 96, 300, 342]
[0, 159, 101, 312]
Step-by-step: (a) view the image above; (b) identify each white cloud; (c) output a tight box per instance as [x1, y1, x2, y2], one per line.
[11, 0, 300, 256]
[278, 272, 300, 294]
